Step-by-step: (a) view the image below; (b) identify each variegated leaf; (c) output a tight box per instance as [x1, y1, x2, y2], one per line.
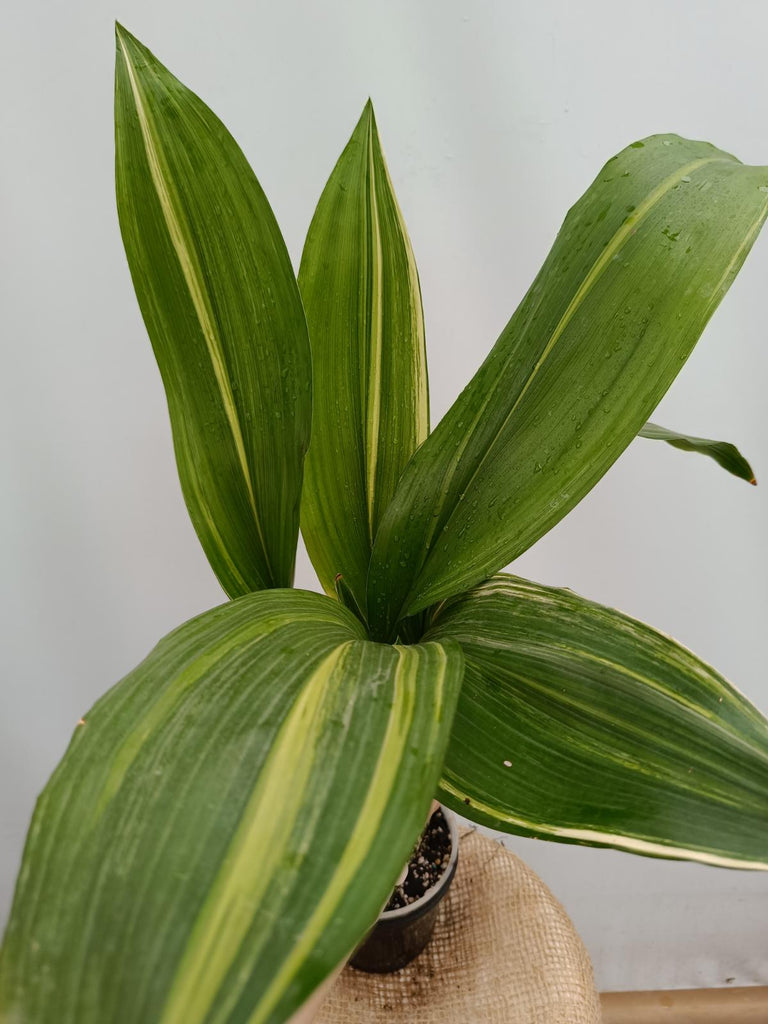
[428, 575, 768, 868]
[115, 25, 311, 596]
[299, 102, 428, 616]
[0, 590, 462, 1023]
[368, 136, 768, 640]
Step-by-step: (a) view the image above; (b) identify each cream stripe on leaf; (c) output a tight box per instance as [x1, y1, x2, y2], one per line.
[248, 645, 425, 1024]
[299, 101, 428, 618]
[638, 421, 757, 484]
[114, 25, 311, 597]
[158, 643, 352, 1024]
[363, 114, 385, 537]
[0, 589, 463, 1024]
[367, 136, 768, 640]
[426, 574, 768, 869]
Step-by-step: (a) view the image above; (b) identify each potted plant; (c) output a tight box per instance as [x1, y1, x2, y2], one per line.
[349, 802, 459, 974]
[1, 22, 767, 1024]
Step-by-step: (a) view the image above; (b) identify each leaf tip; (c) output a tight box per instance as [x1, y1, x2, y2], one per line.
[114, 22, 149, 62]
[114, 20, 130, 44]
[362, 97, 377, 126]
[749, 475, 757, 486]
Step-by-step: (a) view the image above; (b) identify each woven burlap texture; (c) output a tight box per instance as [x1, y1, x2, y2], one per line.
[317, 828, 600, 1024]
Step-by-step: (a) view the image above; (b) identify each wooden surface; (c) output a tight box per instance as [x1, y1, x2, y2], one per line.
[601, 986, 768, 1023]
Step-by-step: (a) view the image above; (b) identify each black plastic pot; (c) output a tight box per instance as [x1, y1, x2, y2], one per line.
[349, 806, 459, 973]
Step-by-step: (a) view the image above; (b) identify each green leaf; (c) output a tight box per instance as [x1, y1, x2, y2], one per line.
[115, 25, 311, 596]
[427, 574, 768, 869]
[367, 136, 768, 640]
[299, 101, 428, 616]
[639, 421, 757, 484]
[0, 590, 462, 1023]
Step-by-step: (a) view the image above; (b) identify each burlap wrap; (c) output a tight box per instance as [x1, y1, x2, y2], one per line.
[317, 829, 600, 1023]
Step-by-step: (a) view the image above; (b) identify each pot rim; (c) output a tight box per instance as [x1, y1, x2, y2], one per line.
[377, 804, 459, 922]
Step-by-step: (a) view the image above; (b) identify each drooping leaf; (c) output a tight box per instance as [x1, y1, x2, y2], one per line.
[639, 421, 756, 484]
[0, 590, 462, 1023]
[299, 101, 428, 616]
[368, 136, 768, 640]
[115, 24, 311, 596]
[428, 574, 768, 868]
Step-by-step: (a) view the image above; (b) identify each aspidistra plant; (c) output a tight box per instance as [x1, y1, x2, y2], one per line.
[1, 23, 767, 1024]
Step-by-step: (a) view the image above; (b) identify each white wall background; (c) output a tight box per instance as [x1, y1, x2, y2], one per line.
[2, 0, 767, 993]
